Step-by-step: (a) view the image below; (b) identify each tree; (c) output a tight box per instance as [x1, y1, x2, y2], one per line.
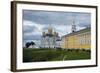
[30, 41, 35, 48]
[25, 42, 31, 48]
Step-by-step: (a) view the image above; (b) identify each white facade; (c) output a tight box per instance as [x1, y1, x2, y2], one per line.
[40, 25, 61, 49]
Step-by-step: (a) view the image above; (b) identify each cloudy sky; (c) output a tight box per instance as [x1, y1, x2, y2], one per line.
[22, 10, 91, 47]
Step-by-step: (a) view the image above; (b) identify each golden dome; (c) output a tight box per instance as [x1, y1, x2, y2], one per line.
[48, 25, 53, 34]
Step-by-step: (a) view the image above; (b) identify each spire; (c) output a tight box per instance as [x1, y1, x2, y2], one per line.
[72, 20, 76, 32]
[71, 14, 77, 33]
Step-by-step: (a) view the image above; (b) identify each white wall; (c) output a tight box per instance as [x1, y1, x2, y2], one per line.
[0, 0, 99, 73]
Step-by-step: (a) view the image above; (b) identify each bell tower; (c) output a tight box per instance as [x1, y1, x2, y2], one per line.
[71, 13, 77, 33]
[72, 20, 76, 32]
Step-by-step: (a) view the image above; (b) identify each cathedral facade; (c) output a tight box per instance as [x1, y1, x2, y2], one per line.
[40, 25, 61, 49]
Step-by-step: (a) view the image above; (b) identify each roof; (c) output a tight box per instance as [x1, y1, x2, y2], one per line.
[62, 27, 91, 38]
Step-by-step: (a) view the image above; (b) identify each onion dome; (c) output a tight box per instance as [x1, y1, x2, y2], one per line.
[48, 25, 53, 34]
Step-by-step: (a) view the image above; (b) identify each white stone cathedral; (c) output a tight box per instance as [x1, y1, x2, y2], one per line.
[40, 25, 61, 49]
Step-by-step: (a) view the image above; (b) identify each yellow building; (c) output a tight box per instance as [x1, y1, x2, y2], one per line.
[61, 27, 91, 50]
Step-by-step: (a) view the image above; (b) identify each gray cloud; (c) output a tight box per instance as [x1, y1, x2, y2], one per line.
[23, 10, 91, 47]
[23, 25, 37, 33]
[23, 34, 41, 40]
[23, 10, 91, 27]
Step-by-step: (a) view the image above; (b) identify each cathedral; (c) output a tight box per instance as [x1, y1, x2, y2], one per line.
[40, 25, 61, 49]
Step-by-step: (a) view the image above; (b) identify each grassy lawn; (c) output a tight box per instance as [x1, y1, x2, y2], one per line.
[23, 48, 91, 62]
